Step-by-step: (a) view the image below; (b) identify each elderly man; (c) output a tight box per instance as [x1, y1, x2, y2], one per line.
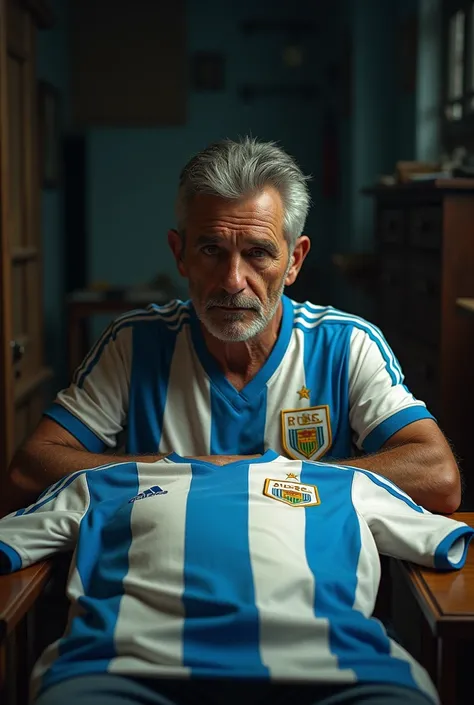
[8, 137, 460, 513]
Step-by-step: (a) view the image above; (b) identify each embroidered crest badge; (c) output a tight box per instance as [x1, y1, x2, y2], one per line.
[263, 478, 320, 507]
[281, 405, 332, 461]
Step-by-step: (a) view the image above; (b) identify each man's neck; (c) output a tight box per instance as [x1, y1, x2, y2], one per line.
[201, 302, 283, 386]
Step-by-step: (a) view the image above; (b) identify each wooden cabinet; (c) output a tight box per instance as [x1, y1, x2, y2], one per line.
[366, 181, 474, 509]
[0, 0, 54, 501]
[1, 2, 55, 701]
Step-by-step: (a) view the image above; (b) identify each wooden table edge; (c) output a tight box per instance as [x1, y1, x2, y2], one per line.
[396, 559, 474, 639]
[0, 560, 53, 641]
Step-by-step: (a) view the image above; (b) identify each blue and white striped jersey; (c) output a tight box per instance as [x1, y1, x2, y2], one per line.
[0, 453, 471, 703]
[45, 296, 433, 461]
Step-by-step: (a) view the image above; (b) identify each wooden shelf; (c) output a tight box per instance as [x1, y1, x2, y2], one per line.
[363, 179, 474, 196]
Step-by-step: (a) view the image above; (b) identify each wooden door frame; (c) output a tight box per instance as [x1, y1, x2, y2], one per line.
[0, 0, 15, 483]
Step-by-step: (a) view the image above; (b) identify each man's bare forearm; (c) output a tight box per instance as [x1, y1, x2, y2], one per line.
[6, 442, 263, 516]
[330, 442, 461, 514]
[9, 443, 167, 498]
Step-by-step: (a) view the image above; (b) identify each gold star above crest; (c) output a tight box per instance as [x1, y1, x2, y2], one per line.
[297, 385, 311, 400]
[286, 472, 299, 481]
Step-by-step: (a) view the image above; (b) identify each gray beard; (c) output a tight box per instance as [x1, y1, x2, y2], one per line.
[194, 260, 291, 342]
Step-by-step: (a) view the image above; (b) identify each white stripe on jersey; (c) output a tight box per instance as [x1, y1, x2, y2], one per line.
[58, 325, 133, 447]
[109, 464, 193, 678]
[247, 459, 356, 682]
[351, 514, 381, 618]
[263, 329, 307, 451]
[159, 327, 212, 456]
[292, 303, 402, 384]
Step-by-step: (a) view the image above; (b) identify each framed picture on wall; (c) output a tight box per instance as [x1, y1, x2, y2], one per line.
[38, 81, 61, 188]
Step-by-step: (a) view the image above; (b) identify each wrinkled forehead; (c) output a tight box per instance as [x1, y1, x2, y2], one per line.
[185, 188, 285, 240]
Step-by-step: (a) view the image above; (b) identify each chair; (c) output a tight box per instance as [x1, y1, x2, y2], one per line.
[0, 555, 71, 705]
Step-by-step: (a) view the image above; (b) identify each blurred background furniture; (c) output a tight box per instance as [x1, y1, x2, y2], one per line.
[364, 180, 474, 509]
[0, 0, 54, 494]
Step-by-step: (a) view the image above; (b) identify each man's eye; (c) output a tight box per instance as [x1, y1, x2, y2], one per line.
[249, 249, 268, 258]
[201, 245, 219, 256]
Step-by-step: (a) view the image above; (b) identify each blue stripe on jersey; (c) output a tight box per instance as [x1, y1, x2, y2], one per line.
[362, 406, 435, 453]
[210, 387, 268, 455]
[301, 314, 352, 460]
[181, 461, 268, 677]
[126, 320, 181, 455]
[434, 526, 474, 570]
[300, 462, 417, 688]
[0, 540, 22, 573]
[44, 403, 107, 453]
[189, 295, 293, 407]
[40, 463, 139, 692]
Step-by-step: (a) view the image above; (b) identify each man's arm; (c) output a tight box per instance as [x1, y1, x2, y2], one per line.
[331, 419, 461, 514]
[4, 417, 168, 513]
[5, 418, 262, 515]
[3, 314, 161, 514]
[345, 326, 460, 514]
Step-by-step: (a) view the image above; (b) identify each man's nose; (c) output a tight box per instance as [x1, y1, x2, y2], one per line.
[220, 253, 246, 295]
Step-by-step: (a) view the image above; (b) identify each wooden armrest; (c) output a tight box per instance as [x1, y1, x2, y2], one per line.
[395, 512, 474, 637]
[0, 560, 53, 641]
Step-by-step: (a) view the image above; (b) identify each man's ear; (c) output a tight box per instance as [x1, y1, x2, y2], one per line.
[168, 229, 187, 277]
[285, 236, 311, 286]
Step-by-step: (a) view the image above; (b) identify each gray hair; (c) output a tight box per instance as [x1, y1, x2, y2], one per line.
[175, 137, 311, 249]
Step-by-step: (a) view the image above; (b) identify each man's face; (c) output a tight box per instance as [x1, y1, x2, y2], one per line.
[170, 189, 294, 342]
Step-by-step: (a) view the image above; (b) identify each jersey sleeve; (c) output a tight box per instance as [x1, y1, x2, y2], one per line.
[44, 318, 133, 451]
[0, 471, 90, 574]
[348, 326, 434, 452]
[351, 470, 474, 570]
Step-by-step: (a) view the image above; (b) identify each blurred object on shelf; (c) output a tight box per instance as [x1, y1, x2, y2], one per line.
[332, 252, 377, 277]
[378, 147, 474, 186]
[72, 273, 180, 304]
[396, 160, 444, 183]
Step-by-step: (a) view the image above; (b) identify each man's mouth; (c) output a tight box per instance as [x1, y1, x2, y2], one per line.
[215, 306, 249, 310]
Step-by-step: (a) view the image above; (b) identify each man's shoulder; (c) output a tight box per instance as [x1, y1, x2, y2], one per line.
[289, 299, 382, 338]
[110, 299, 191, 337]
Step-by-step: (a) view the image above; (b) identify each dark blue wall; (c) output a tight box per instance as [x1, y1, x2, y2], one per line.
[38, 0, 439, 384]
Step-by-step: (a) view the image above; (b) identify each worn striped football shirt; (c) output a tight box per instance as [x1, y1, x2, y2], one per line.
[0, 453, 471, 703]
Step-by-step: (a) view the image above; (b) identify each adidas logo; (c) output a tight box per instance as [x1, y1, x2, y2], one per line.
[129, 485, 168, 503]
